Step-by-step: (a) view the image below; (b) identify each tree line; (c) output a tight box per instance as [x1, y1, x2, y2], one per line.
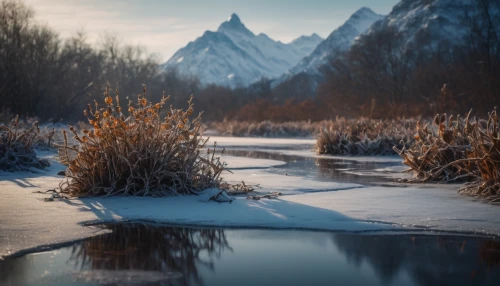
[1, 0, 499, 123]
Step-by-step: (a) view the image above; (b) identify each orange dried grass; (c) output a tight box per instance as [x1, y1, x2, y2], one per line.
[395, 108, 500, 202]
[58, 86, 226, 197]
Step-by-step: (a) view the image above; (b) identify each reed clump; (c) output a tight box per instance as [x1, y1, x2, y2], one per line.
[394, 109, 500, 202]
[58, 86, 226, 197]
[393, 113, 470, 181]
[316, 117, 415, 156]
[208, 120, 324, 138]
[0, 115, 53, 171]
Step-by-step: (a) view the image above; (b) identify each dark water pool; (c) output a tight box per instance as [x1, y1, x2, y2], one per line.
[1, 224, 499, 286]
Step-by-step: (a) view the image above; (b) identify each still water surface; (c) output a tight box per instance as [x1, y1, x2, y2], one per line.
[1, 224, 499, 286]
[224, 149, 403, 184]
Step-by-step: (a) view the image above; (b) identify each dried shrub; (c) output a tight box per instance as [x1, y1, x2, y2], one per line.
[58, 86, 226, 197]
[0, 115, 53, 171]
[393, 113, 470, 181]
[316, 117, 415, 156]
[457, 109, 500, 201]
[395, 108, 500, 202]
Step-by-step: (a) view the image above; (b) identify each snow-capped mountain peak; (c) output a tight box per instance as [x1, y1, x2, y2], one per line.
[217, 13, 254, 38]
[163, 13, 323, 87]
[228, 12, 241, 23]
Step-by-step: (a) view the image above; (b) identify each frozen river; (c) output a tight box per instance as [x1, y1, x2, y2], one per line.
[0, 136, 499, 261]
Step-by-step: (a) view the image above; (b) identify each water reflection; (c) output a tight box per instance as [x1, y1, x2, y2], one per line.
[0, 254, 29, 286]
[331, 234, 500, 286]
[68, 224, 232, 285]
[480, 240, 500, 268]
[223, 149, 399, 184]
[1, 226, 499, 286]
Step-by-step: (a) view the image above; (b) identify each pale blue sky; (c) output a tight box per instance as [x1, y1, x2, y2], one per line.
[25, 0, 399, 62]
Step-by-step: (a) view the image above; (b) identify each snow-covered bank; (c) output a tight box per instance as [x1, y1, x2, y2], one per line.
[0, 159, 109, 259]
[76, 188, 394, 232]
[0, 154, 391, 259]
[283, 186, 500, 235]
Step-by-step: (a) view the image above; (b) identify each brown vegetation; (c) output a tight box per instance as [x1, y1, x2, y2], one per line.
[0, 115, 53, 171]
[316, 117, 415, 156]
[58, 87, 226, 197]
[208, 119, 325, 137]
[394, 108, 500, 202]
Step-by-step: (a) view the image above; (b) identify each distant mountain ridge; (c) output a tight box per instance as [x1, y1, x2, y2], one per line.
[274, 7, 384, 86]
[365, 0, 485, 50]
[162, 13, 323, 87]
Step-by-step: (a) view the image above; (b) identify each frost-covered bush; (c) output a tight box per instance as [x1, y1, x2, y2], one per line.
[395, 109, 500, 202]
[0, 116, 52, 171]
[316, 117, 415, 156]
[58, 87, 226, 197]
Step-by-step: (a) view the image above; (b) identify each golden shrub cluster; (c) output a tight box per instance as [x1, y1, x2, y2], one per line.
[59, 86, 225, 197]
[395, 109, 500, 202]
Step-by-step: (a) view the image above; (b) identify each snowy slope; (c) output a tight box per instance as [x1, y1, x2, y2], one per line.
[360, 0, 500, 56]
[162, 14, 323, 87]
[289, 33, 324, 55]
[366, 0, 478, 50]
[275, 7, 383, 84]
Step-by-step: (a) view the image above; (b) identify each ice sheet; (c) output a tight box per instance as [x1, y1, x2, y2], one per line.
[282, 186, 500, 235]
[207, 136, 316, 148]
[221, 155, 286, 169]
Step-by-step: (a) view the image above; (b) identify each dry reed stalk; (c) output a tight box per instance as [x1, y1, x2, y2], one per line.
[58, 86, 226, 197]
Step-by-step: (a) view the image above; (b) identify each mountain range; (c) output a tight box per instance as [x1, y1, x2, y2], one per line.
[162, 13, 323, 87]
[366, 0, 478, 51]
[276, 7, 383, 85]
[163, 0, 486, 89]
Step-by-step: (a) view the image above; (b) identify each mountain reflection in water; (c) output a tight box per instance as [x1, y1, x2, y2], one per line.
[0, 224, 499, 286]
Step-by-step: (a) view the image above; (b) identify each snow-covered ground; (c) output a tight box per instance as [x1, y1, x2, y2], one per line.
[1, 137, 499, 259]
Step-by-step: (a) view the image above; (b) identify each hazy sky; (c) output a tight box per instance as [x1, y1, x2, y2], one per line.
[24, 0, 399, 62]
